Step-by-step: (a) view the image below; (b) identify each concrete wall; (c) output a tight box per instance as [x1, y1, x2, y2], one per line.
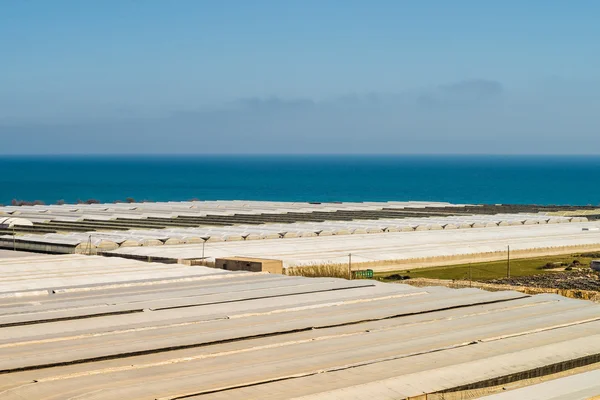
[0, 238, 79, 254]
[215, 257, 283, 274]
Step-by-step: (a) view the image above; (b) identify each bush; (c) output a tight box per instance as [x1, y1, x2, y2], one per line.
[541, 262, 556, 270]
[385, 274, 411, 281]
[565, 266, 573, 271]
[84, 199, 100, 204]
[10, 199, 44, 206]
[580, 252, 600, 258]
[56, 199, 65, 205]
[125, 197, 136, 203]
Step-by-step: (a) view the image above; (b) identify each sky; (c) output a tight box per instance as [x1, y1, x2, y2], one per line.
[1, 0, 599, 154]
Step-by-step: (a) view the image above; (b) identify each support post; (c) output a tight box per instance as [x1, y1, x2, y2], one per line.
[201, 236, 210, 266]
[348, 253, 352, 280]
[469, 263, 472, 287]
[507, 245, 511, 279]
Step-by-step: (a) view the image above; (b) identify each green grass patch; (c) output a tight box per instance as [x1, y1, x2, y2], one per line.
[376, 254, 594, 281]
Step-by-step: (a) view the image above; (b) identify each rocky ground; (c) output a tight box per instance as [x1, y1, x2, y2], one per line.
[488, 269, 600, 291]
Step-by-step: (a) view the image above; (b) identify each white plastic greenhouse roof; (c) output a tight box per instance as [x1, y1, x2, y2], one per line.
[0, 217, 33, 227]
[478, 369, 600, 399]
[0, 254, 598, 399]
[1, 213, 590, 254]
[107, 222, 600, 268]
[0, 200, 462, 217]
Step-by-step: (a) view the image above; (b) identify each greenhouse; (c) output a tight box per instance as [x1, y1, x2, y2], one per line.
[0, 254, 598, 399]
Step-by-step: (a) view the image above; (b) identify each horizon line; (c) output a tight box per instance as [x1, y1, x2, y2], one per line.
[2, 153, 600, 157]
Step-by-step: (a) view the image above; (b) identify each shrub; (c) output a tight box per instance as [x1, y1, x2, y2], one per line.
[125, 197, 135, 203]
[386, 274, 402, 281]
[541, 262, 555, 270]
[385, 274, 411, 281]
[565, 266, 573, 271]
[85, 199, 100, 204]
[580, 252, 600, 258]
[10, 199, 43, 206]
[56, 199, 65, 205]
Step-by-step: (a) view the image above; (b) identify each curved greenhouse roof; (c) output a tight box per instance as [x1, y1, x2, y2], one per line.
[0, 217, 33, 227]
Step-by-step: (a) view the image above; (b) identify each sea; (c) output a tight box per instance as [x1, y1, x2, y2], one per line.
[1, 155, 599, 206]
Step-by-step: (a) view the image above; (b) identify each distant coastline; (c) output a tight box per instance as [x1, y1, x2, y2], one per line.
[2, 154, 600, 206]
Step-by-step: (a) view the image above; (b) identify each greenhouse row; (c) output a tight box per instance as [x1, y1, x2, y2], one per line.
[2, 200, 592, 237]
[2, 254, 599, 399]
[0, 200, 462, 218]
[0, 213, 586, 254]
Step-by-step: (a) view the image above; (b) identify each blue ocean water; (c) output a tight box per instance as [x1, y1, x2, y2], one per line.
[1, 155, 599, 206]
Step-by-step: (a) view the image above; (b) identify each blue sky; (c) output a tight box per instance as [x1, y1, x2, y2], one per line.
[1, 0, 599, 154]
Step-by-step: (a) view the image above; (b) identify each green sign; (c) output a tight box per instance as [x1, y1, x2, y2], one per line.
[353, 269, 374, 279]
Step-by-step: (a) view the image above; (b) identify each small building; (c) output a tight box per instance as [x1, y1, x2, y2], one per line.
[214, 256, 283, 274]
[591, 260, 600, 272]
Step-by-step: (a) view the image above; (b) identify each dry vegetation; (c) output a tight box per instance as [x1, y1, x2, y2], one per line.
[285, 263, 351, 279]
